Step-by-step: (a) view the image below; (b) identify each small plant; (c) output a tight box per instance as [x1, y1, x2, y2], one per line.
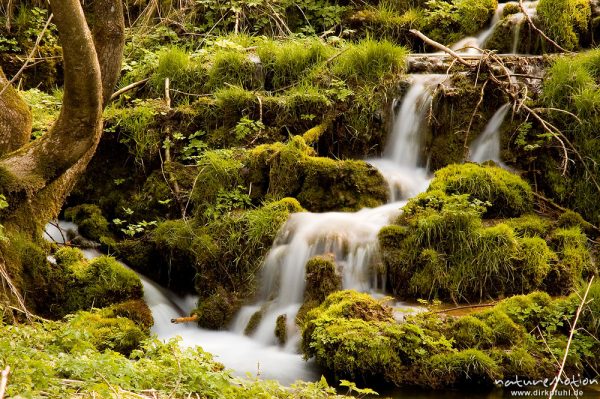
[234, 117, 265, 141]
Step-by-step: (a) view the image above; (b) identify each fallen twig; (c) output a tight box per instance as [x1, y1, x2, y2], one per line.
[110, 78, 150, 101]
[549, 277, 595, 399]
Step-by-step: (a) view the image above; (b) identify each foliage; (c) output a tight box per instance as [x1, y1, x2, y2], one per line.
[428, 163, 533, 217]
[423, 0, 498, 45]
[0, 316, 341, 398]
[538, 0, 591, 51]
[332, 39, 407, 84]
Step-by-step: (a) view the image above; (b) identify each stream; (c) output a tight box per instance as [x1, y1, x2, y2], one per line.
[43, 2, 555, 396]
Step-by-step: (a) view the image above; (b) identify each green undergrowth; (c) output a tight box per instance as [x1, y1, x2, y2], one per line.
[106, 36, 408, 163]
[525, 49, 600, 225]
[116, 198, 304, 328]
[0, 311, 342, 398]
[538, 0, 591, 52]
[301, 288, 600, 389]
[378, 163, 596, 302]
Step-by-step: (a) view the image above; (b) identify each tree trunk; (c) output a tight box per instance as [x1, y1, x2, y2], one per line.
[0, 67, 32, 156]
[0, 0, 124, 234]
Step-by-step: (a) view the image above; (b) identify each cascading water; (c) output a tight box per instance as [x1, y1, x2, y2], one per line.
[469, 103, 511, 165]
[451, 3, 506, 54]
[235, 74, 445, 354]
[41, 3, 541, 386]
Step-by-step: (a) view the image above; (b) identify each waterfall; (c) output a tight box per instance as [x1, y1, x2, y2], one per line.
[451, 3, 506, 54]
[237, 74, 444, 350]
[470, 103, 511, 165]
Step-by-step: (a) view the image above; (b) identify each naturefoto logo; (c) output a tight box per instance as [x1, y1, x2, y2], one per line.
[495, 376, 599, 389]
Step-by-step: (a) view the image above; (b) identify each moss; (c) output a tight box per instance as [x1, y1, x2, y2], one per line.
[304, 255, 342, 304]
[301, 290, 453, 385]
[379, 186, 564, 301]
[249, 136, 388, 212]
[424, 349, 501, 388]
[506, 214, 553, 237]
[544, 227, 595, 294]
[75, 256, 143, 309]
[557, 210, 594, 233]
[106, 299, 154, 332]
[428, 163, 533, 218]
[538, 0, 591, 51]
[424, 0, 498, 45]
[194, 286, 240, 329]
[64, 204, 110, 242]
[449, 316, 495, 350]
[475, 309, 525, 346]
[275, 314, 287, 345]
[64, 310, 147, 356]
[502, 3, 520, 17]
[244, 309, 263, 336]
[54, 247, 85, 267]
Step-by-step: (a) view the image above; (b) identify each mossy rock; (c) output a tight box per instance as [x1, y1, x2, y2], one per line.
[194, 286, 240, 329]
[64, 310, 147, 356]
[304, 255, 342, 303]
[248, 136, 388, 212]
[448, 316, 495, 349]
[106, 299, 154, 332]
[244, 309, 263, 336]
[428, 163, 533, 217]
[275, 314, 287, 345]
[64, 204, 110, 242]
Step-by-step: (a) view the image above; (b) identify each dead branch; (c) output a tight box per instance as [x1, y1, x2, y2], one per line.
[110, 78, 150, 101]
[171, 314, 199, 324]
[409, 29, 470, 66]
[549, 277, 595, 399]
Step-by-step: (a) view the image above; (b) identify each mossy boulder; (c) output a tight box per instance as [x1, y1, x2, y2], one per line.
[62, 309, 147, 356]
[248, 136, 388, 212]
[194, 286, 240, 329]
[378, 180, 590, 302]
[304, 255, 342, 303]
[428, 163, 533, 217]
[64, 204, 111, 242]
[275, 314, 287, 345]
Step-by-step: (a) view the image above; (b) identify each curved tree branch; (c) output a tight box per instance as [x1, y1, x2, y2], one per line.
[0, 0, 125, 230]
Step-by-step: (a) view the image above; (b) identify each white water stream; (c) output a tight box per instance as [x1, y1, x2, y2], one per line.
[470, 103, 511, 165]
[41, 2, 531, 386]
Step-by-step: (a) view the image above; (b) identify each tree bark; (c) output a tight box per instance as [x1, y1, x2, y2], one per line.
[0, 67, 32, 156]
[0, 0, 124, 233]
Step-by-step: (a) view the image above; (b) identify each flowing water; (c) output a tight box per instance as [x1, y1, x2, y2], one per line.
[40, 3, 543, 390]
[470, 103, 511, 165]
[43, 72, 446, 384]
[451, 3, 506, 54]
